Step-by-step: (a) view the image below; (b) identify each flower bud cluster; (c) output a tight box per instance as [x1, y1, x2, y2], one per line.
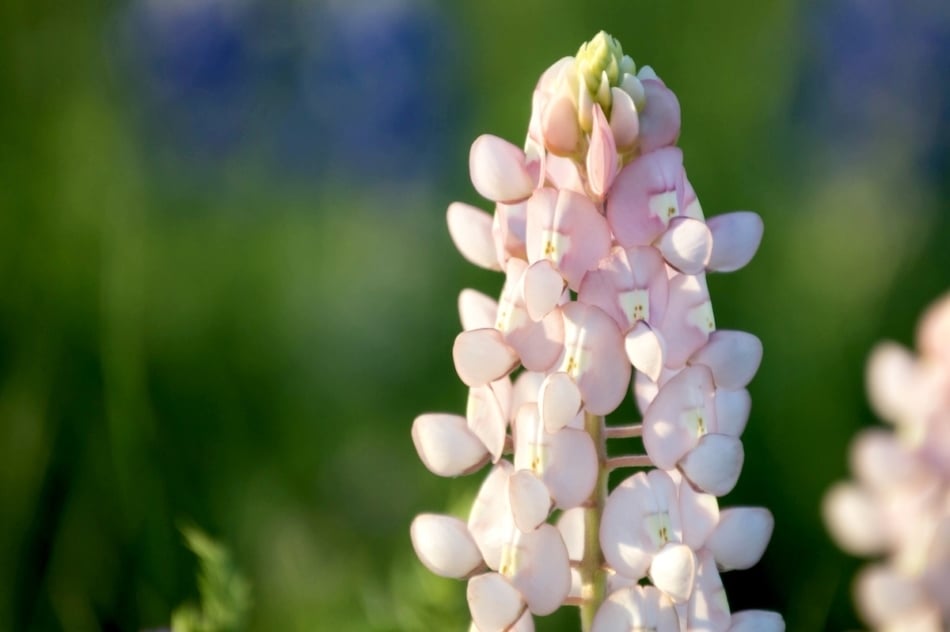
[411, 31, 783, 631]
[824, 293, 950, 630]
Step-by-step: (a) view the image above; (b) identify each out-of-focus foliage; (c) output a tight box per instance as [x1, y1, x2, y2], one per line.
[0, 0, 946, 630]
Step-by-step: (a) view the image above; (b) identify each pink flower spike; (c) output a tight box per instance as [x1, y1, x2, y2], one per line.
[459, 289, 499, 331]
[508, 524, 572, 615]
[522, 259, 564, 322]
[468, 461, 517, 570]
[606, 147, 685, 247]
[410, 514, 484, 579]
[591, 585, 680, 632]
[678, 433, 745, 497]
[609, 86, 640, 151]
[467, 381, 510, 462]
[625, 321, 666, 382]
[649, 543, 697, 604]
[469, 134, 535, 204]
[729, 611, 785, 632]
[658, 217, 712, 274]
[600, 470, 682, 580]
[714, 388, 751, 438]
[467, 572, 526, 632]
[453, 328, 520, 387]
[690, 330, 763, 390]
[538, 371, 582, 433]
[412, 413, 490, 477]
[643, 365, 717, 470]
[587, 103, 618, 200]
[526, 188, 612, 291]
[509, 469, 552, 532]
[706, 507, 774, 571]
[706, 212, 764, 273]
[447, 202, 502, 271]
[557, 302, 631, 415]
[541, 92, 582, 156]
[637, 79, 681, 154]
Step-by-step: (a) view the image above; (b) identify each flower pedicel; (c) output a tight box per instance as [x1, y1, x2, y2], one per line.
[411, 32, 783, 631]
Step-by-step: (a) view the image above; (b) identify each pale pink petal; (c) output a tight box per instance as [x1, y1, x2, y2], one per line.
[633, 366, 677, 415]
[637, 79, 681, 153]
[729, 611, 784, 632]
[508, 524, 572, 615]
[658, 217, 712, 274]
[706, 507, 774, 571]
[706, 212, 763, 273]
[467, 572, 526, 632]
[822, 482, 887, 556]
[454, 328, 520, 387]
[865, 342, 917, 424]
[587, 103, 618, 200]
[606, 147, 685, 247]
[467, 382, 510, 462]
[468, 461, 516, 570]
[541, 92, 581, 156]
[447, 202, 503, 270]
[678, 433, 744, 497]
[643, 365, 717, 470]
[591, 585, 680, 632]
[411, 514, 484, 578]
[690, 330, 763, 390]
[660, 273, 715, 369]
[578, 246, 669, 332]
[544, 153, 586, 195]
[470, 134, 535, 203]
[459, 289, 499, 331]
[687, 550, 731, 632]
[412, 413, 490, 477]
[678, 479, 720, 551]
[917, 292, 950, 364]
[509, 469, 552, 532]
[625, 321, 666, 382]
[556, 302, 631, 415]
[539, 371, 582, 432]
[511, 371, 544, 415]
[609, 86, 640, 151]
[556, 507, 585, 561]
[497, 259, 564, 372]
[492, 201, 528, 265]
[508, 610, 536, 632]
[522, 259, 564, 322]
[600, 470, 682, 580]
[855, 564, 929, 627]
[714, 389, 751, 438]
[850, 428, 924, 491]
[527, 188, 612, 290]
[649, 543, 697, 604]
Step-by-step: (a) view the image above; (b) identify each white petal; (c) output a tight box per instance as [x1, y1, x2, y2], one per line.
[714, 389, 751, 437]
[678, 433, 744, 497]
[649, 543, 697, 604]
[729, 610, 784, 632]
[509, 470, 552, 532]
[412, 413, 490, 477]
[556, 507, 585, 561]
[454, 328, 520, 387]
[522, 259, 564, 322]
[539, 372, 582, 432]
[411, 514, 484, 578]
[855, 564, 929, 627]
[467, 572, 526, 632]
[447, 202, 502, 270]
[706, 507, 773, 571]
[468, 462, 516, 570]
[467, 382, 510, 462]
[706, 212, 763, 273]
[865, 342, 916, 423]
[822, 482, 887, 556]
[470, 134, 535, 203]
[625, 321, 666, 382]
[658, 217, 712, 274]
[679, 480, 719, 551]
[690, 331, 763, 390]
[510, 524, 572, 615]
[459, 289, 499, 331]
[592, 585, 680, 632]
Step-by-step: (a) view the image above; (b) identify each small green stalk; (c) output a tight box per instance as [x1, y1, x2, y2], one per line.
[580, 412, 609, 631]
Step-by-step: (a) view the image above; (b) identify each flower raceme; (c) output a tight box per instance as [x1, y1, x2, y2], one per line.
[411, 31, 782, 632]
[824, 294, 950, 630]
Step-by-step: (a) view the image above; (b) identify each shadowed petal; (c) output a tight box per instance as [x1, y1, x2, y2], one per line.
[690, 330, 763, 390]
[509, 470, 552, 532]
[492, 201, 528, 265]
[509, 524, 572, 615]
[714, 389, 751, 438]
[679, 433, 744, 497]
[467, 382, 510, 462]
[539, 371, 582, 432]
[448, 202, 502, 270]
[606, 147, 685, 247]
[637, 78, 681, 153]
[678, 478, 719, 551]
[412, 413, 490, 477]
[687, 550, 731, 632]
[523, 259, 565, 322]
[460, 289, 499, 332]
[707, 507, 773, 571]
[411, 514, 484, 578]
[729, 611, 785, 632]
[643, 365, 716, 470]
[660, 274, 715, 369]
[556, 507, 585, 561]
[587, 104, 618, 199]
[706, 212, 763, 273]
[609, 86, 640, 151]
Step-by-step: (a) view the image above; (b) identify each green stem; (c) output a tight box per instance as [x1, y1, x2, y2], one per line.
[579, 412, 608, 631]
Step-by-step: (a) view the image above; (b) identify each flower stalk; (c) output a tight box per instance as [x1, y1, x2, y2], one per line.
[580, 413, 608, 632]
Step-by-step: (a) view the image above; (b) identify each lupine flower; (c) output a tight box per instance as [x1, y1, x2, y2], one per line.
[824, 293, 950, 630]
[411, 31, 782, 631]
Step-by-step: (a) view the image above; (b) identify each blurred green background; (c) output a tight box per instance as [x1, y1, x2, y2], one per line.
[0, 0, 947, 630]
